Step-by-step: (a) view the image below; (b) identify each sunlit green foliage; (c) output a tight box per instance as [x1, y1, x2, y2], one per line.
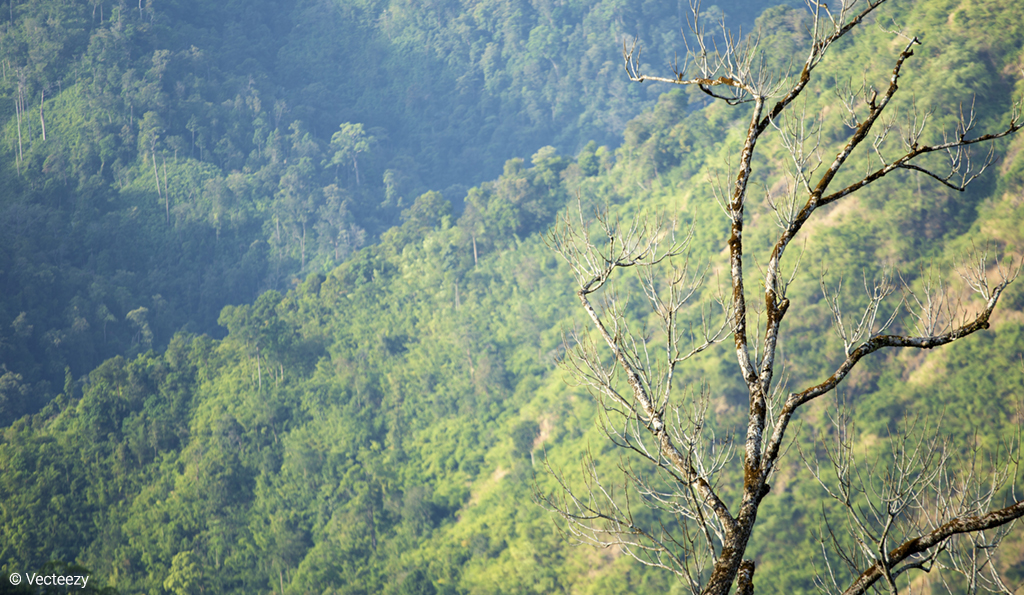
[2, 0, 1024, 593]
[0, 0, 789, 421]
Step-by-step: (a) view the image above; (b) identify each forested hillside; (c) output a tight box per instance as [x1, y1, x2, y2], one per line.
[0, 0, 786, 422]
[2, 0, 1024, 593]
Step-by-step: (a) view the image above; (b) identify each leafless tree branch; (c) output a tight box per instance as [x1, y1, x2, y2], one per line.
[551, 2, 1024, 593]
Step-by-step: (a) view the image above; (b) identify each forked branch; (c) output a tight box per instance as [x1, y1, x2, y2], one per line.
[555, 1, 1024, 593]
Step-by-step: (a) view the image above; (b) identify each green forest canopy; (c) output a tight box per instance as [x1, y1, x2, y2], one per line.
[1, 0, 1024, 593]
[0, 0, 789, 422]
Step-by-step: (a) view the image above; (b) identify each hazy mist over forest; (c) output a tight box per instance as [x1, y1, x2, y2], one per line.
[2, 0, 1024, 593]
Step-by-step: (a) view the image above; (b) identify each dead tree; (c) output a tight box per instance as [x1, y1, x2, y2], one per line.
[544, 1, 1024, 593]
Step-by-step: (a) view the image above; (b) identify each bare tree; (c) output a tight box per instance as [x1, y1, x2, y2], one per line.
[544, 1, 1024, 593]
[807, 400, 1023, 595]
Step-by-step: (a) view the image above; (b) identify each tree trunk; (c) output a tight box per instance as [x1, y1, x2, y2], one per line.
[256, 346, 262, 392]
[15, 88, 23, 169]
[39, 90, 45, 141]
[152, 149, 166, 223]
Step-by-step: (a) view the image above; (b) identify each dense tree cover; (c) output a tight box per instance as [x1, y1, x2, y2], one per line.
[0, 0, 787, 422]
[2, 0, 1024, 593]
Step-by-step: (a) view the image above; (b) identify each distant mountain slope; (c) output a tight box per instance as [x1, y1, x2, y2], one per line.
[0, 0, 786, 421]
[2, 0, 1024, 593]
